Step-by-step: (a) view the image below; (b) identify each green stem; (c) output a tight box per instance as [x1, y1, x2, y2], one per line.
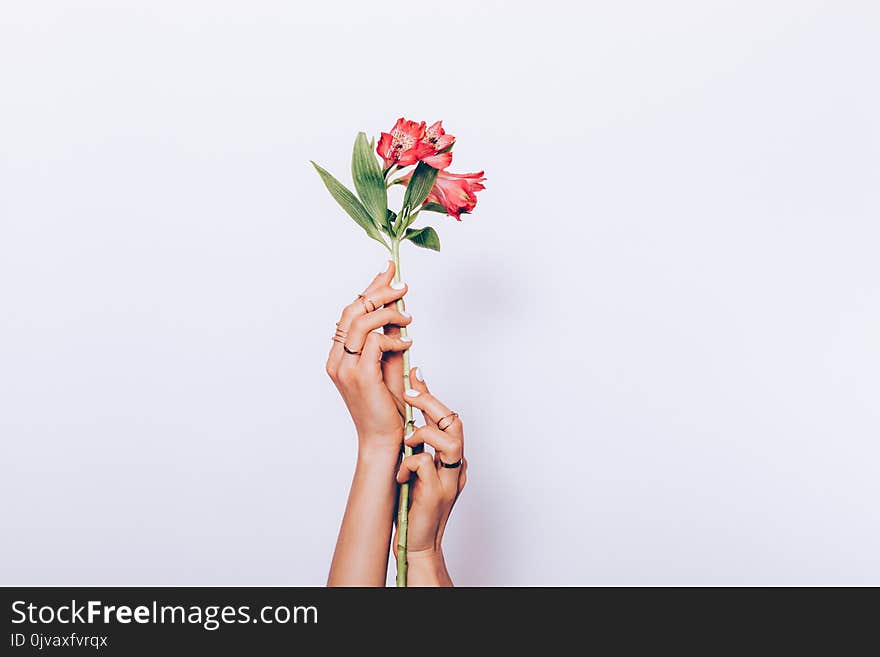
[384, 164, 399, 186]
[391, 238, 415, 587]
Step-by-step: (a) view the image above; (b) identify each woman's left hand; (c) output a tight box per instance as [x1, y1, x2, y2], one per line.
[325, 260, 412, 453]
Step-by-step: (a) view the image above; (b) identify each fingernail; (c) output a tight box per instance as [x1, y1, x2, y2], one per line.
[405, 389, 420, 398]
[404, 431, 414, 442]
[391, 280, 406, 290]
[400, 336, 412, 342]
[413, 367, 424, 382]
[400, 310, 411, 318]
[380, 260, 391, 273]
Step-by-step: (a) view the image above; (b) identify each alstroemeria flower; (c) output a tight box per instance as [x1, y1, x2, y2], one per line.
[427, 170, 485, 219]
[418, 121, 454, 169]
[376, 118, 456, 170]
[376, 118, 432, 168]
[401, 169, 486, 220]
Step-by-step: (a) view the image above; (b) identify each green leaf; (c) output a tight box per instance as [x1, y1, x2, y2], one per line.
[404, 226, 441, 252]
[311, 161, 388, 248]
[351, 132, 388, 230]
[402, 161, 438, 213]
[421, 202, 447, 214]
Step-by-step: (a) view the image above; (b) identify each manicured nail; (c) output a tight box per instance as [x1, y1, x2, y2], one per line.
[404, 431, 414, 442]
[380, 260, 391, 273]
[405, 389, 420, 398]
[400, 310, 411, 318]
[391, 280, 406, 290]
[413, 367, 424, 382]
[400, 336, 412, 342]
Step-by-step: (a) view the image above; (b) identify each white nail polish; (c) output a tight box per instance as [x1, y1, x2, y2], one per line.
[400, 310, 411, 318]
[391, 280, 406, 290]
[380, 260, 391, 273]
[405, 389, 420, 398]
[414, 367, 424, 382]
[400, 336, 412, 342]
[404, 431, 414, 442]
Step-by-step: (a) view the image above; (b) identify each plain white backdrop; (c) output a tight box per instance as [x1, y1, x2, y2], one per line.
[1, 1, 878, 585]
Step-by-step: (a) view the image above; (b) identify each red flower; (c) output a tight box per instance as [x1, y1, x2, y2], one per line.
[418, 121, 454, 170]
[376, 118, 456, 170]
[400, 169, 485, 220]
[376, 118, 432, 168]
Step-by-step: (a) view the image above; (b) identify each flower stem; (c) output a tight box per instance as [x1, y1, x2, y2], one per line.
[391, 238, 414, 587]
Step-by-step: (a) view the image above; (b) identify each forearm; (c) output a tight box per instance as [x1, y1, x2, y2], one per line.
[328, 445, 399, 586]
[405, 549, 453, 587]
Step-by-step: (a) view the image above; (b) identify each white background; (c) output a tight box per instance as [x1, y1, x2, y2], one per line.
[1, 1, 878, 585]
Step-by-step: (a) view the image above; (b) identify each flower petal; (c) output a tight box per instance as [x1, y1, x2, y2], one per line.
[376, 132, 394, 166]
[420, 151, 453, 170]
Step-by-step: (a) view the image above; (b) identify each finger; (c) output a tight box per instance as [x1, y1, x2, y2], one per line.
[359, 332, 413, 378]
[360, 282, 408, 313]
[345, 308, 412, 354]
[359, 261, 408, 313]
[327, 304, 364, 375]
[328, 261, 406, 368]
[362, 259, 396, 298]
[372, 259, 396, 287]
[396, 452, 441, 492]
[407, 367, 434, 426]
[327, 324, 355, 378]
[437, 457, 467, 544]
[403, 388, 462, 440]
[327, 301, 361, 374]
[380, 323, 410, 396]
[383, 322, 401, 338]
[404, 426, 462, 463]
[404, 425, 463, 493]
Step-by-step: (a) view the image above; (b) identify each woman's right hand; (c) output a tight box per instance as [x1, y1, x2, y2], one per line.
[394, 370, 467, 586]
[325, 260, 412, 454]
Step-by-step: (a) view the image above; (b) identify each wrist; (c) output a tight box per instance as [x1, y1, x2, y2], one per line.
[357, 428, 402, 456]
[356, 441, 401, 466]
[405, 548, 451, 587]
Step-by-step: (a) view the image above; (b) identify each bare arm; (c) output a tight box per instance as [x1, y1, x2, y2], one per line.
[328, 446, 399, 586]
[325, 261, 409, 586]
[325, 261, 466, 587]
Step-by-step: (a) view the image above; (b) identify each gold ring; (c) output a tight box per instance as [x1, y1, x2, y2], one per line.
[437, 412, 459, 432]
[358, 294, 378, 313]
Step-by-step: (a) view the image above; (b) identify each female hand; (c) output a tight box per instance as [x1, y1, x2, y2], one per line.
[325, 260, 411, 453]
[395, 369, 467, 585]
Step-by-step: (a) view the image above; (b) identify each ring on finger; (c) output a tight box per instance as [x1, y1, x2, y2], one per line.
[357, 294, 378, 313]
[332, 323, 348, 344]
[343, 345, 361, 356]
[437, 412, 459, 432]
[439, 457, 462, 469]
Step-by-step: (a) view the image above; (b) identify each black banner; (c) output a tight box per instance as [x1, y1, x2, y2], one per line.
[0, 587, 870, 653]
